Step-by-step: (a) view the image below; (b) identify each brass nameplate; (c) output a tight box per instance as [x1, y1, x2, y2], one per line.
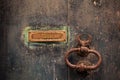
[28, 30, 66, 42]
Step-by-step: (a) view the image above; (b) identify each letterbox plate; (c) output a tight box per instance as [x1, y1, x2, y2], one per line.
[22, 26, 69, 48]
[28, 30, 66, 42]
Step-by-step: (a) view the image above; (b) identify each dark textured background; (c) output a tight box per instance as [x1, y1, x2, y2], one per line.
[0, 0, 120, 80]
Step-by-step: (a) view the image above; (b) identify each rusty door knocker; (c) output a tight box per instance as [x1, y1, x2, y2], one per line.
[65, 34, 102, 72]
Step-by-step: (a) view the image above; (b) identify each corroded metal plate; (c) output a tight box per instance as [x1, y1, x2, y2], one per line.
[28, 30, 66, 42]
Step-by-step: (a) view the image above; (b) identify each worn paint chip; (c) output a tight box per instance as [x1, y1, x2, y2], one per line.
[28, 30, 66, 42]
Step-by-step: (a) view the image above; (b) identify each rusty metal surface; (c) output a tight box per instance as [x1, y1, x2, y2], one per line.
[28, 30, 66, 42]
[0, 0, 120, 80]
[0, 0, 68, 80]
[67, 0, 120, 80]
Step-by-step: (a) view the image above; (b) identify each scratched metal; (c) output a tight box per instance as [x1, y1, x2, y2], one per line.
[0, 0, 120, 80]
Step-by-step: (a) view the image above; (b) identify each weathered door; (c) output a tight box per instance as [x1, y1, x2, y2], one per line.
[0, 0, 120, 80]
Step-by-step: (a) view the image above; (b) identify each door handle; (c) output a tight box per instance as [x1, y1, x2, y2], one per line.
[65, 34, 102, 72]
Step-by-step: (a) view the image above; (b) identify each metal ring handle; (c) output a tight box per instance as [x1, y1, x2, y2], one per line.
[65, 47, 102, 71]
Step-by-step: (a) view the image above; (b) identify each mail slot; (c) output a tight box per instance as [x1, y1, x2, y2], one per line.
[28, 30, 66, 42]
[22, 26, 69, 47]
